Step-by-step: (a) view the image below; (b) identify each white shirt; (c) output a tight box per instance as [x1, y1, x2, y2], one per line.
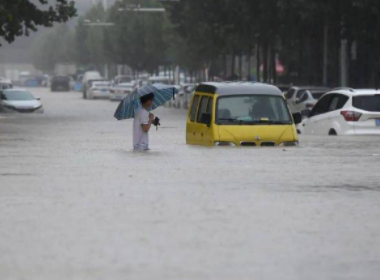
[133, 108, 150, 150]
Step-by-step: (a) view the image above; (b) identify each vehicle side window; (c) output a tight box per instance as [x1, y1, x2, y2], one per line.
[206, 96, 213, 114]
[299, 91, 309, 103]
[310, 95, 332, 117]
[296, 89, 306, 99]
[286, 89, 296, 100]
[197, 96, 210, 123]
[329, 95, 340, 111]
[337, 95, 349, 109]
[190, 95, 200, 122]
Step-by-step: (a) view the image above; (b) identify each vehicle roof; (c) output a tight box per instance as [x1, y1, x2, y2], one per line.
[149, 76, 171, 81]
[328, 88, 380, 96]
[291, 86, 330, 90]
[195, 82, 283, 96]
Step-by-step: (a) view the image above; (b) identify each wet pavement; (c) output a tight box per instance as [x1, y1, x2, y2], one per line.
[0, 88, 380, 280]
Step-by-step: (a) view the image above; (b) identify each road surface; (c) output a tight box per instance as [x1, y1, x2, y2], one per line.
[0, 88, 379, 280]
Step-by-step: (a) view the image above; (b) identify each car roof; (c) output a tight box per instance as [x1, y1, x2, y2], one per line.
[291, 86, 330, 90]
[195, 82, 283, 96]
[328, 88, 380, 96]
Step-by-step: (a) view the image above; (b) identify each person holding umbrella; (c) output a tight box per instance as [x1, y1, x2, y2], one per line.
[133, 93, 155, 151]
[114, 84, 179, 151]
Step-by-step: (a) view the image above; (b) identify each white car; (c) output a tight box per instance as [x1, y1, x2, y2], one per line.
[87, 81, 111, 99]
[300, 88, 380, 136]
[82, 71, 102, 99]
[0, 89, 44, 113]
[286, 86, 330, 113]
[109, 83, 135, 102]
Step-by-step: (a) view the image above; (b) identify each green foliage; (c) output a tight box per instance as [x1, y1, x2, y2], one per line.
[31, 24, 74, 72]
[104, 0, 167, 73]
[0, 0, 77, 45]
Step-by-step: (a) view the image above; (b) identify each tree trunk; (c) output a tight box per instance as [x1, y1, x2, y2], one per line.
[256, 43, 261, 82]
[263, 43, 268, 83]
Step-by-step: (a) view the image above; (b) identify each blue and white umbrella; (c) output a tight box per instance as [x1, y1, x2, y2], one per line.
[114, 84, 179, 120]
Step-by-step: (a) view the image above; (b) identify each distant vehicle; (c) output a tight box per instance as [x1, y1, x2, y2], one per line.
[148, 76, 173, 85]
[186, 82, 302, 147]
[82, 71, 102, 99]
[51, 76, 71, 92]
[286, 86, 330, 113]
[0, 80, 13, 90]
[300, 89, 380, 136]
[0, 89, 44, 113]
[110, 82, 135, 102]
[173, 84, 197, 109]
[113, 75, 133, 86]
[87, 81, 111, 99]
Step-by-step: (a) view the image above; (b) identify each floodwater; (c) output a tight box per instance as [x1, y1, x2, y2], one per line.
[0, 88, 379, 280]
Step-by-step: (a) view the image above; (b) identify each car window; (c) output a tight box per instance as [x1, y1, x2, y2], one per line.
[296, 89, 306, 98]
[337, 95, 349, 109]
[353, 95, 380, 112]
[190, 95, 200, 122]
[310, 95, 332, 117]
[299, 91, 309, 102]
[197, 96, 210, 123]
[286, 89, 296, 100]
[328, 95, 340, 111]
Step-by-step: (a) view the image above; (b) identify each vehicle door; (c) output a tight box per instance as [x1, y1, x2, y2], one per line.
[303, 94, 332, 134]
[196, 95, 214, 146]
[186, 94, 201, 144]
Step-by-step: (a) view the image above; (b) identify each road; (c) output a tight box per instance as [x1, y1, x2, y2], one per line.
[0, 88, 380, 280]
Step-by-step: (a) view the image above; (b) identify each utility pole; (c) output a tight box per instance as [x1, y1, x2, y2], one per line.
[323, 24, 328, 86]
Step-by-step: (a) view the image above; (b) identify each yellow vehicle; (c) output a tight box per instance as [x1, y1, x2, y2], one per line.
[186, 82, 302, 147]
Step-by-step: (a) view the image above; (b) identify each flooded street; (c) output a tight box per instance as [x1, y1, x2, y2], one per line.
[1, 88, 380, 280]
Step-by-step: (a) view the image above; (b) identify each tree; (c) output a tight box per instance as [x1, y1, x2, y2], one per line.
[0, 0, 76, 45]
[104, 0, 168, 74]
[31, 24, 74, 72]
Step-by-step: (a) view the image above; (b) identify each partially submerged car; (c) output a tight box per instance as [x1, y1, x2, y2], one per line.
[186, 82, 302, 147]
[0, 89, 44, 113]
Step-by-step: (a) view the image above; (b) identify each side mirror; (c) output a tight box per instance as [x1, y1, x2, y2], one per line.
[295, 98, 301, 104]
[36, 97, 41, 101]
[200, 113, 212, 127]
[301, 109, 311, 118]
[292, 112, 302, 125]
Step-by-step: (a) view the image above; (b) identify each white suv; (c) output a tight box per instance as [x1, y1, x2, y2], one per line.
[300, 88, 380, 136]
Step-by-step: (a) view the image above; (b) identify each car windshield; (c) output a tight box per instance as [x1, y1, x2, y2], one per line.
[353, 95, 380, 112]
[1, 90, 35, 101]
[216, 95, 292, 125]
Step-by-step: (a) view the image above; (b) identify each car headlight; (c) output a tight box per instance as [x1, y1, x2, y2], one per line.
[279, 141, 299, 147]
[215, 141, 237, 147]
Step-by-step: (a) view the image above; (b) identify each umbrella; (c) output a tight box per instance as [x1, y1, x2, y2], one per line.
[114, 83, 179, 120]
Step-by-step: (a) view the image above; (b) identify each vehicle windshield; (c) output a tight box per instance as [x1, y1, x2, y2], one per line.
[216, 95, 292, 125]
[353, 95, 380, 112]
[1, 90, 35, 101]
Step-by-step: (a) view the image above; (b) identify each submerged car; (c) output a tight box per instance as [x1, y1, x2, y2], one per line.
[186, 82, 302, 147]
[87, 81, 111, 99]
[109, 83, 135, 101]
[0, 89, 44, 113]
[300, 88, 380, 136]
[51, 76, 71, 92]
